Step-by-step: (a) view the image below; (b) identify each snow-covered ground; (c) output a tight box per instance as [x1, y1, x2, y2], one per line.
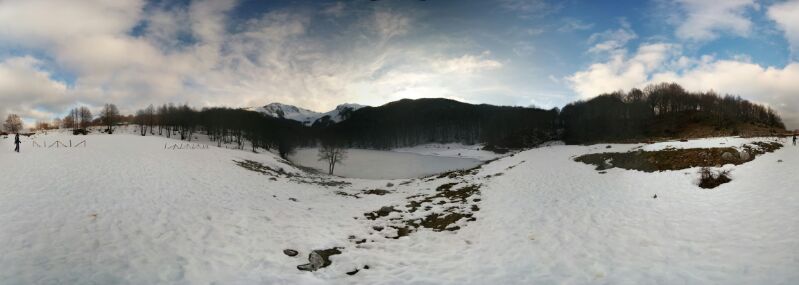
[290, 147, 483, 179]
[641, 137, 783, 151]
[1, 132, 798, 284]
[576, 136, 784, 155]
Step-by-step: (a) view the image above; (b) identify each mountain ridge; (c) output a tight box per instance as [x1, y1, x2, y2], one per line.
[252, 102, 366, 126]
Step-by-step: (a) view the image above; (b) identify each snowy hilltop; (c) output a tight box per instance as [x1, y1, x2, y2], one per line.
[253, 103, 366, 126]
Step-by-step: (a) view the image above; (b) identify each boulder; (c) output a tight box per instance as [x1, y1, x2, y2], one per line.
[296, 263, 316, 271]
[297, 251, 324, 271]
[739, 151, 750, 161]
[283, 249, 298, 257]
[308, 251, 324, 269]
[297, 248, 342, 272]
[377, 206, 395, 216]
[721, 152, 735, 161]
[602, 159, 613, 169]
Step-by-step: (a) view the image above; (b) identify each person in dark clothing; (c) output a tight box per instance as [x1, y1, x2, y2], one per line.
[14, 133, 20, 152]
[794, 133, 797, 146]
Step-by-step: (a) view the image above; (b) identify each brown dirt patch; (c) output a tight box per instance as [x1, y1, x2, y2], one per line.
[417, 212, 474, 231]
[574, 142, 782, 172]
[362, 189, 391, 196]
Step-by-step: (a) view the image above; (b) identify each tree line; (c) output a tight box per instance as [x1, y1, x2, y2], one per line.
[560, 83, 785, 143]
[132, 104, 310, 158]
[124, 99, 560, 158]
[326, 98, 559, 149]
[3, 82, 787, 151]
[4, 104, 122, 134]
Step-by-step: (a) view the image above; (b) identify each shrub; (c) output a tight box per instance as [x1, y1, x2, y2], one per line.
[698, 167, 731, 189]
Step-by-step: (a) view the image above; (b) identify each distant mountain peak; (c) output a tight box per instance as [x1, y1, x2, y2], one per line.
[253, 102, 366, 126]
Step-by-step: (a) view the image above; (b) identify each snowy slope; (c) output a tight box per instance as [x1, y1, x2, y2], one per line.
[1, 133, 798, 284]
[427, 140, 799, 284]
[253, 103, 365, 126]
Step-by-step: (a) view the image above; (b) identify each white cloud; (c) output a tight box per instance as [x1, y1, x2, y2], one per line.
[512, 41, 536, 56]
[189, 0, 237, 44]
[0, 0, 144, 45]
[371, 10, 410, 42]
[354, 49, 505, 107]
[0, 0, 512, 125]
[498, 0, 558, 18]
[322, 2, 346, 18]
[0, 57, 69, 123]
[526, 28, 545, 36]
[671, 0, 757, 41]
[587, 21, 637, 54]
[433, 52, 502, 74]
[768, 0, 799, 56]
[568, 42, 799, 128]
[568, 43, 678, 98]
[558, 18, 594, 32]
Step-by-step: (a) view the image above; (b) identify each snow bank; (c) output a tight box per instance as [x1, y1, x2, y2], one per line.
[641, 137, 782, 151]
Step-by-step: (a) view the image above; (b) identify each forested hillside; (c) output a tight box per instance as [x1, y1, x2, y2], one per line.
[560, 83, 785, 144]
[327, 98, 559, 149]
[131, 104, 311, 158]
[118, 83, 785, 152]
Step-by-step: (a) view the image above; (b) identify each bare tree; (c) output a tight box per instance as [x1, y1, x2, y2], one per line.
[66, 106, 92, 130]
[34, 120, 50, 131]
[135, 109, 148, 136]
[4, 114, 23, 133]
[52, 118, 62, 129]
[100, 103, 120, 133]
[144, 104, 156, 134]
[63, 112, 76, 130]
[317, 143, 347, 175]
[78, 106, 93, 129]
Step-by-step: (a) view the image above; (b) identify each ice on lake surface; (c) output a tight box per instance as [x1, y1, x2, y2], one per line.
[290, 148, 483, 179]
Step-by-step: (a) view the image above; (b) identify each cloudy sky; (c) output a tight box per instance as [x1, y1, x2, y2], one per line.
[1, 0, 798, 128]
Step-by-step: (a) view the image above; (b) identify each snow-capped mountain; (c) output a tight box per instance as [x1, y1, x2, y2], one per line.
[253, 103, 366, 126]
[254, 103, 321, 125]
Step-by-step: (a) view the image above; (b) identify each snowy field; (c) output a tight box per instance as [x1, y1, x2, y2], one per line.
[1, 132, 798, 284]
[290, 148, 483, 179]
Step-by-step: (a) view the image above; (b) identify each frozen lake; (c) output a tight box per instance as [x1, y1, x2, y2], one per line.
[289, 148, 484, 179]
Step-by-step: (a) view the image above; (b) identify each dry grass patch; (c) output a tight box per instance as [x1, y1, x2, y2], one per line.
[698, 167, 732, 189]
[574, 142, 782, 172]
